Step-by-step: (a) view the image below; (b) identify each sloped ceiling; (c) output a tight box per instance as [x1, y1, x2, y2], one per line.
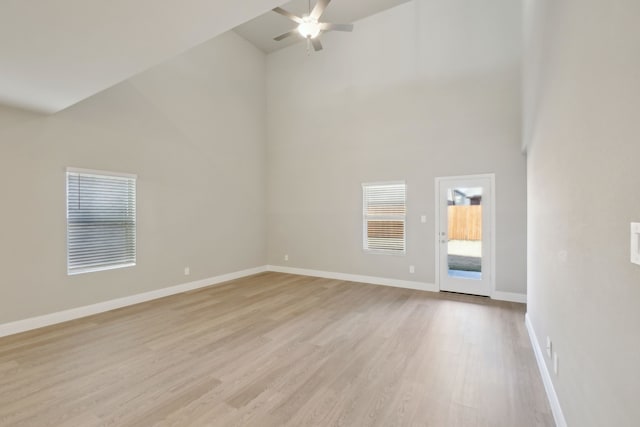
[0, 0, 282, 114]
[234, 0, 411, 53]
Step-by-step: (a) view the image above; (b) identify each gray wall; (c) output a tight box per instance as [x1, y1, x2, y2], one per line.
[0, 0, 529, 326]
[266, 0, 527, 294]
[525, 0, 640, 425]
[0, 32, 267, 324]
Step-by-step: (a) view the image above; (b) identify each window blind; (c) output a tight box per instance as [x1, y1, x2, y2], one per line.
[362, 182, 406, 253]
[67, 169, 136, 275]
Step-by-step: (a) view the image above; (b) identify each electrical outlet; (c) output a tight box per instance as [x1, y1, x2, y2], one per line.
[284, 254, 289, 261]
[546, 336, 552, 357]
[184, 267, 190, 276]
[420, 215, 427, 223]
[409, 265, 415, 274]
[553, 352, 559, 375]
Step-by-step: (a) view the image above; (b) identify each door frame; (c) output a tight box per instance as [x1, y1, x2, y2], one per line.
[434, 173, 496, 297]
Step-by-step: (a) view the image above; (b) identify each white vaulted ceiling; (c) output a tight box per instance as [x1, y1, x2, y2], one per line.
[234, 0, 411, 53]
[0, 0, 283, 114]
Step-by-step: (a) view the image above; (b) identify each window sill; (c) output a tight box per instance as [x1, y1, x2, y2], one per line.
[363, 249, 406, 256]
[68, 262, 136, 276]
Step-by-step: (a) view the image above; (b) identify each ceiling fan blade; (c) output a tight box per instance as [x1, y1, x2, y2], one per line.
[273, 29, 299, 41]
[319, 23, 353, 32]
[311, 38, 323, 51]
[310, 0, 331, 20]
[273, 7, 303, 24]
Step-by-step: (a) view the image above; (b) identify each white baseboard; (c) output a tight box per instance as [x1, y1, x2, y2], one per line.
[0, 264, 527, 339]
[0, 266, 267, 338]
[525, 313, 567, 427]
[267, 265, 526, 304]
[266, 265, 438, 292]
[492, 291, 527, 303]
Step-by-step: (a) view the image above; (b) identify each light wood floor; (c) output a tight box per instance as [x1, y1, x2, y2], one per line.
[0, 272, 553, 426]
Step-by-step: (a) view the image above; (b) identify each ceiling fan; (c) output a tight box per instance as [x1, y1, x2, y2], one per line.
[272, 0, 354, 52]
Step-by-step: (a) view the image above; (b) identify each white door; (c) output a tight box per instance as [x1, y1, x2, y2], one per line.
[436, 175, 494, 296]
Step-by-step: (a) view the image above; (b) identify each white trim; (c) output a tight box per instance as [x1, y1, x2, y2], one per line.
[631, 222, 640, 265]
[491, 175, 496, 298]
[268, 265, 523, 302]
[434, 177, 441, 289]
[267, 265, 438, 292]
[525, 313, 567, 427]
[491, 291, 527, 303]
[362, 249, 407, 256]
[434, 174, 496, 297]
[362, 181, 407, 254]
[0, 266, 266, 338]
[361, 180, 406, 187]
[0, 265, 437, 338]
[0, 264, 524, 340]
[67, 166, 137, 179]
[68, 262, 136, 276]
[66, 168, 137, 275]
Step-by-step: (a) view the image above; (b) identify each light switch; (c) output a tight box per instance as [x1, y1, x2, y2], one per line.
[631, 223, 640, 266]
[420, 215, 427, 223]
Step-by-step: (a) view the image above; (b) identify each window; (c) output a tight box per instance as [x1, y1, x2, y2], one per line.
[362, 181, 406, 253]
[66, 168, 137, 275]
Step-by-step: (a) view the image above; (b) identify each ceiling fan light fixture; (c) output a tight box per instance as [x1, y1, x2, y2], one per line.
[272, 1, 353, 52]
[297, 17, 321, 39]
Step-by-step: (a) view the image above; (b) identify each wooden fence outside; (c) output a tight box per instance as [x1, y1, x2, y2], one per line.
[448, 206, 482, 241]
[367, 220, 404, 238]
